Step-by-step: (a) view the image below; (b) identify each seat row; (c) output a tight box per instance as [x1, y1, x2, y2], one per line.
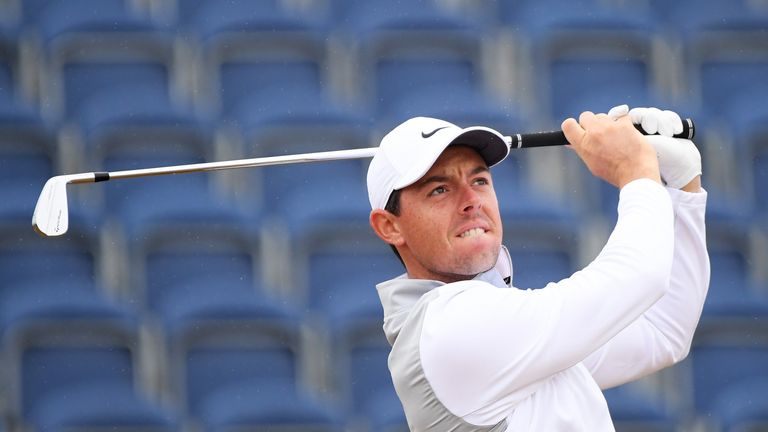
[0, 213, 766, 348]
[0, 0, 766, 127]
[0, 270, 766, 432]
[1, 0, 766, 227]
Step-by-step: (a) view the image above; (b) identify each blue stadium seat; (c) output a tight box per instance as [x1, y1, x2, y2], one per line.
[199, 379, 343, 432]
[703, 225, 768, 318]
[233, 88, 372, 225]
[689, 340, 768, 425]
[492, 149, 579, 219]
[0, 28, 17, 99]
[381, 84, 526, 134]
[167, 317, 341, 431]
[603, 386, 678, 432]
[76, 82, 205, 152]
[210, 48, 329, 122]
[86, 130, 265, 322]
[14, 0, 53, 28]
[335, 0, 500, 120]
[695, 58, 768, 127]
[0, 275, 130, 335]
[499, 0, 643, 33]
[233, 121, 374, 311]
[645, 0, 768, 35]
[179, 0, 365, 232]
[0, 26, 50, 205]
[546, 56, 655, 123]
[6, 318, 177, 432]
[0, 225, 131, 335]
[233, 85, 369, 137]
[197, 2, 372, 227]
[173, 0, 332, 30]
[725, 94, 768, 218]
[333, 0, 471, 34]
[335, 329, 407, 432]
[29, 382, 178, 432]
[373, 57, 502, 124]
[500, 0, 665, 125]
[32, 0, 184, 130]
[58, 60, 176, 123]
[170, 320, 300, 408]
[373, 57, 482, 118]
[0, 84, 44, 127]
[124, 208, 332, 430]
[0, 117, 56, 222]
[177, 0, 333, 121]
[17, 0, 146, 31]
[30, 2, 202, 227]
[257, 155, 369, 225]
[294, 227, 406, 428]
[501, 218, 581, 290]
[671, 0, 768, 124]
[95, 134, 251, 240]
[307, 242, 403, 325]
[259, 159, 374, 305]
[173, 0, 284, 32]
[710, 375, 768, 432]
[136, 225, 278, 330]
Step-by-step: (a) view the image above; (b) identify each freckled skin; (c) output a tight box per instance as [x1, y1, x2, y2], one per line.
[391, 146, 503, 283]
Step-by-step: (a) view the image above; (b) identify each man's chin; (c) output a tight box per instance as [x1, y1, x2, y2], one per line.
[451, 253, 498, 279]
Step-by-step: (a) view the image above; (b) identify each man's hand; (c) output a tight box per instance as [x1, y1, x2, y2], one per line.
[643, 135, 702, 190]
[562, 112, 661, 189]
[609, 105, 703, 191]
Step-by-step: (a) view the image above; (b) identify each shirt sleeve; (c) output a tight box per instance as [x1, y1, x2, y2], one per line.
[582, 187, 709, 389]
[419, 179, 675, 421]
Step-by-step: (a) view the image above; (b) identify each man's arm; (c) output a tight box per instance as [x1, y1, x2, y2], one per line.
[419, 178, 674, 422]
[417, 114, 676, 421]
[583, 177, 709, 388]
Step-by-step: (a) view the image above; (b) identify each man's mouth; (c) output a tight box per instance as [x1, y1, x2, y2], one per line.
[459, 227, 486, 238]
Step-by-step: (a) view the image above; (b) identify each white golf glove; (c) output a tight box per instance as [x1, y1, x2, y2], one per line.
[608, 104, 702, 189]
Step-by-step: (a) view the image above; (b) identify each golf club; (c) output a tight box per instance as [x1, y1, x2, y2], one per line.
[32, 120, 695, 237]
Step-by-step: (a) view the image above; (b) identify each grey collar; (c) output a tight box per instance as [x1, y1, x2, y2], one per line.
[376, 246, 513, 345]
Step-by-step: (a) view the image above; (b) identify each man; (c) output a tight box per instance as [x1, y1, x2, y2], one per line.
[366, 106, 709, 431]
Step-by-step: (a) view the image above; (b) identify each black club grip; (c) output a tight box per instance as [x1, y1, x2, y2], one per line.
[510, 118, 695, 149]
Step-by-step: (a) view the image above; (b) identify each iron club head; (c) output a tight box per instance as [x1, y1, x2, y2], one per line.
[32, 175, 71, 237]
[32, 173, 94, 237]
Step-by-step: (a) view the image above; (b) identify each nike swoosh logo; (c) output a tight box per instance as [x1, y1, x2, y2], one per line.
[421, 126, 450, 138]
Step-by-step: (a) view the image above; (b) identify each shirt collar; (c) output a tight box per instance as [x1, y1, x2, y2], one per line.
[377, 245, 512, 319]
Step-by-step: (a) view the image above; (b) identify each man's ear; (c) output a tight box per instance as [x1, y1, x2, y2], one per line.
[370, 209, 405, 247]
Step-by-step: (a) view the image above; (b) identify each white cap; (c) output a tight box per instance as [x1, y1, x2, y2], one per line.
[367, 117, 510, 210]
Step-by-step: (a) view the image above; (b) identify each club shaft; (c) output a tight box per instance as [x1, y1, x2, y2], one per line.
[67, 117, 696, 184]
[96, 147, 380, 182]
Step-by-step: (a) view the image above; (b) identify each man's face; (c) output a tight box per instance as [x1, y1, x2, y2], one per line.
[393, 146, 503, 282]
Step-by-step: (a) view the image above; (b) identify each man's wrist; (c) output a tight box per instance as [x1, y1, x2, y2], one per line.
[617, 154, 662, 189]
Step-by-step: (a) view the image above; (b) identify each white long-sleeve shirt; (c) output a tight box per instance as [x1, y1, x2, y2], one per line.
[376, 179, 709, 431]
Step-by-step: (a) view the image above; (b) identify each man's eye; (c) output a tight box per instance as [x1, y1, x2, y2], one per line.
[474, 178, 489, 186]
[430, 186, 448, 196]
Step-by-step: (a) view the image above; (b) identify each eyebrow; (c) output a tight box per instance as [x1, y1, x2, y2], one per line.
[416, 165, 489, 188]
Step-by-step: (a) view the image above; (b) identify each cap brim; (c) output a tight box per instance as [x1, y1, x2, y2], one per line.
[393, 126, 509, 190]
[451, 127, 510, 167]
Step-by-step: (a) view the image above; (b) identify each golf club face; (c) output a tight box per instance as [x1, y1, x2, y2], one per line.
[32, 176, 70, 237]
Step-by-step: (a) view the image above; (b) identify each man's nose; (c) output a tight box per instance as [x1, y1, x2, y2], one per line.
[459, 185, 482, 213]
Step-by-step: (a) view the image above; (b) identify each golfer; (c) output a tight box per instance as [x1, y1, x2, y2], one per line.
[366, 105, 709, 431]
